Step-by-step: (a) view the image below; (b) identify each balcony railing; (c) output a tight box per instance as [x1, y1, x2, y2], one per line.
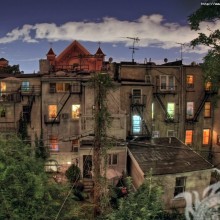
[0, 92, 21, 102]
[44, 115, 60, 124]
[131, 95, 146, 106]
[20, 85, 41, 95]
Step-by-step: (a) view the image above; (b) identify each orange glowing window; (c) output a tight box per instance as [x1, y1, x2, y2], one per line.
[203, 129, 210, 145]
[49, 135, 58, 151]
[56, 83, 70, 92]
[185, 130, 193, 145]
[204, 102, 211, 117]
[186, 75, 194, 88]
[0, 82, 6, 92]
[205, 82, 212, 91]
[48, 105, 57, 119]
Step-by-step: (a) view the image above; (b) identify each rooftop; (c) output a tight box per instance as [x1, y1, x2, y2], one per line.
[128, 137, 213, 175]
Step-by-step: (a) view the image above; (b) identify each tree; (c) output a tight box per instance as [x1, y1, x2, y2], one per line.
[106, 175, 164, 220]
[35, 130, 49, 160]
[0, 135, 63, 219]
[65, 164, 81, 183]
[188, 0, 220, 87]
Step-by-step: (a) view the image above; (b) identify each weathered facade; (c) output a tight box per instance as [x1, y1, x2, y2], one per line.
[127, 137, 213, 211]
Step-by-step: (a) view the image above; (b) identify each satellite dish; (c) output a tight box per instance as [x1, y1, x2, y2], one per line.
[164, 58, 168, 63]
[109, 57, 113, 63]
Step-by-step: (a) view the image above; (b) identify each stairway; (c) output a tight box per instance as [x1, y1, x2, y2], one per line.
[83, 178, 94, 193]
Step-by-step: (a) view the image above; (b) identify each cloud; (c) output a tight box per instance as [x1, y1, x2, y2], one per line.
[0, 14, 219, 55]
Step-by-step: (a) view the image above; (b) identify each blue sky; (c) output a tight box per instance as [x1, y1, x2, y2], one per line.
[0, 0, 218, 73]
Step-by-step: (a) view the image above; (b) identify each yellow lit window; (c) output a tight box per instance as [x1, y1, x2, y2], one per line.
[167, 103, 175, 119]
[205, 81, 212, 91]
[204, 102, 211, 117]
[185, 130, 193, 145]
[48, 105, 57, 119]
[186, 75, 194, 88]
[203, 129, 210, 145]
[72, 105, 80, 119]
[0, 82, 6, 92]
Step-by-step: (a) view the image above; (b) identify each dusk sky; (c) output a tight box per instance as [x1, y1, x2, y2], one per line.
[0, 0, 218, 73]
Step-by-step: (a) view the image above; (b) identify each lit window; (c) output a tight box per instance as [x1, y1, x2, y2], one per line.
[174, 177, 186, 197]
[160, 75, 175, 91]
[167, 103, 175, 119]
[204, 102, 211, 117]
[205, 81, 212, 91]
[108, 154, 118, 165]
[186, 102, 194, 119]
[56, 83, 70, 92]
[21, 81, 30, 91]
[49, 135, 58, 151]
[203, 129, 210, 145]
[186, 75, 194, 88]
[0, 82, 6, 96]
[72, 105, 80, 119]
[132, 115, 141, 134]
[185, 130, 193, 145]
[152, 103, 154, 120]
[48, 105, 57, 119]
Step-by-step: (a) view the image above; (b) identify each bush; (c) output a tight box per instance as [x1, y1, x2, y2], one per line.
[65, 164, 81, 183]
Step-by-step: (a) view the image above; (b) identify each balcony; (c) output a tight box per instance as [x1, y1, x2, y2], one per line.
[131, 95, 146, 106]
[0, 92, 21, 102]
[154, 86, 177, 94]
[20, 85, 41, 96]
[44, 115, 60, 124]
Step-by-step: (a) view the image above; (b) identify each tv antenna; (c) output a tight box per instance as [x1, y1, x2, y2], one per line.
[127, 37, 140, 62]
[176, 42, 186, 61]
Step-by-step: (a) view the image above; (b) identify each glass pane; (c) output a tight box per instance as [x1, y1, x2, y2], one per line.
[167, 103, 175, 118]
[56, 83, 64, 92]
[72, 105, 80, 119]
[186, 102, 194, 119]
[132, 115, 141, 133]
[160, 76, 166, 90]
[185, 130, 193, 144]
[203, 129, 210, 145]
[48, 105, 57, 119]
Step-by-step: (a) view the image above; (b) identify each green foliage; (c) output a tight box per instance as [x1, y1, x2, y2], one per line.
[0, 135, 65, 219]
[106, 175, 164, 220]
[35, 130, 49, 160]
[65, 164, 81, 183]
[0, 65, 20, 74]
[188, 0, 220, 93]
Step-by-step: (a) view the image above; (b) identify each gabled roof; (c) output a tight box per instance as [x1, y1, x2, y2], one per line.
[128, 137, 213, 175]
[47, 48, 56, 56]
[56, 40, 91, 62]
[95, 47, 105, 56]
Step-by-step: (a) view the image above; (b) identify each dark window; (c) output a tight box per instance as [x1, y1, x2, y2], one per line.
[174, 177, 186, 197]
[108, 154, 118, 165]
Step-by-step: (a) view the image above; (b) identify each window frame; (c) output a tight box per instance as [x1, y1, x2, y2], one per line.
[49, 135, 59, 151]
[56, 83, 70, 92]
[21, 81, 30, 92]
[132, 114, 142, 134]
[72, 104, 80, 119]
[203, 128, 210, 145]
[186, 102, 194, 119]
[174, 177, 186, 197]
[160, 75, 175, 91]
[185, 130, 193, 145]
[204, 102, 211, 118]
[48, 104, 57, 120]
[108, 154, 118, 165]
[186, 75, 194, 89]
[167, 102, 175, 119]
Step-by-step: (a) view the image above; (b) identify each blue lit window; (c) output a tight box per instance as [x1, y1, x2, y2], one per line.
[132, 115, 141, 134]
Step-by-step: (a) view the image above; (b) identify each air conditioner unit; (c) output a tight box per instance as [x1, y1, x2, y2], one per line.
[145, 75, 152, 84]
[62, 113, 69, 119]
